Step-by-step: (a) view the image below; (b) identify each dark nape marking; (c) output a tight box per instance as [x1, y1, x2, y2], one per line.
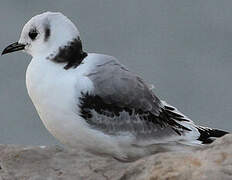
[44, 24, 51, 41]
[49, 37, 87, 69]
[79, 92, 191, 136]
[197, 127, 229, 144]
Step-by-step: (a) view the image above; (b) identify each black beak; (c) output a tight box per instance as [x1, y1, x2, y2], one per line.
[2, 42, 25, 55]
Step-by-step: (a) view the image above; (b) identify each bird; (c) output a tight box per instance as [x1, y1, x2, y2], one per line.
[2, 12, 229, 162]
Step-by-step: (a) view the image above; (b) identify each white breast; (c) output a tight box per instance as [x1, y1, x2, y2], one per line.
[25, 54, 123, 157]
[26, 55, 90, 142]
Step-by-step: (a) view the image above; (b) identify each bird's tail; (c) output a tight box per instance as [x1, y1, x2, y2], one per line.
[161, 100, 229, 145]
[196, 126, 229, 144]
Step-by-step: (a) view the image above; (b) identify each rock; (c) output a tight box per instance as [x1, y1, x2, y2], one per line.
[0, 135, 232, 180]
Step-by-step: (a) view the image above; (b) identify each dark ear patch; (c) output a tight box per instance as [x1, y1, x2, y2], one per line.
[44, 24, 51, 41]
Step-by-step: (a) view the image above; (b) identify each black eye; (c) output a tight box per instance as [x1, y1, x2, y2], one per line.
[28, 29, 38, 40]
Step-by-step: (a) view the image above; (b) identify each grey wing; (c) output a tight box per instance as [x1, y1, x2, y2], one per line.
[89, 57, 162, 116]
[79, 55, 191, 139]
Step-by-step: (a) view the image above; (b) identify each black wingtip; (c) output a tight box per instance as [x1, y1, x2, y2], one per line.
[197, 126, 229, 144]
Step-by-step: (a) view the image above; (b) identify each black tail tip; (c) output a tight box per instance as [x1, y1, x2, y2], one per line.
[197, 126, 229, 144]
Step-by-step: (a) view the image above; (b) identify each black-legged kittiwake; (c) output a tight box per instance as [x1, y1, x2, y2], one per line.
[2, 12, 229, 162]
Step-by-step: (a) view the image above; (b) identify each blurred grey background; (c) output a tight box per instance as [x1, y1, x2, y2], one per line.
[0, 0, 232, 145]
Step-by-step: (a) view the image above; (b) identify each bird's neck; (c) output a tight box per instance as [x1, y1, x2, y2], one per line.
[47, 37, 88, 70]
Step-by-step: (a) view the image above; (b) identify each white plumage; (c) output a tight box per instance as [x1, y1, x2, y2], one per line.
[2, 12, 228, 161]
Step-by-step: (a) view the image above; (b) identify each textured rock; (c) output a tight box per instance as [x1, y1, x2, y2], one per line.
[0, 135, 232, 180]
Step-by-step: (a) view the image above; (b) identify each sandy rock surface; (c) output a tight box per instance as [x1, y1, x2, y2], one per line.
[0, 135, 232, 180]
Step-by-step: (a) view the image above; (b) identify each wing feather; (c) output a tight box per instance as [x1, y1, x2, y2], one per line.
[79, 55, 191, 138]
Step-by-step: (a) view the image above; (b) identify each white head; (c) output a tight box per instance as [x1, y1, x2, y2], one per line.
[2, 12, 80, 58]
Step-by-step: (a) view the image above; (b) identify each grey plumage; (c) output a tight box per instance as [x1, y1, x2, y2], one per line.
[87, 56, 162, 115]
[78, 54, 228, 154]
[79, 55, 191, 140]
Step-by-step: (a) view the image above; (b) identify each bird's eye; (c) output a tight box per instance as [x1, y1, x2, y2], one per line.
[28, 29, 38, 40]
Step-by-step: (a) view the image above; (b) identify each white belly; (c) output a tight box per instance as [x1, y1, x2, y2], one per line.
[26, 60, 83, 145]
[25, 57, 122, 157]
